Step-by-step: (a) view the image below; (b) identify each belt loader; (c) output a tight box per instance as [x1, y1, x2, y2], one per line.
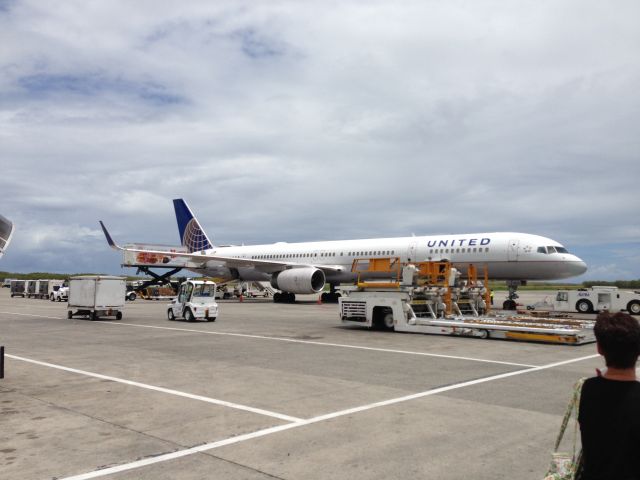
[339, 259, 594, 345]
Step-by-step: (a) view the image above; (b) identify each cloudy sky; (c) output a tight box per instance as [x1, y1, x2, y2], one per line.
[1, 0, 638, 280]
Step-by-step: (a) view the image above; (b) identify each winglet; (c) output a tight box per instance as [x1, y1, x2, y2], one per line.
[99, 221, 123, 251]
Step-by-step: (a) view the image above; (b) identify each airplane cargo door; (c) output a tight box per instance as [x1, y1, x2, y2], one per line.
[508, 238, 520, 261]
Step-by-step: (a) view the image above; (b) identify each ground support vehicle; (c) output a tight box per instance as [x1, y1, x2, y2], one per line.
[52, 285, 69, 302]
[140, 285, 176, 301]
[214, 285, 233, 300]
[47, 280, 65, 300]
[547, 287, 640, 315]
[2, 278, 16, 288]
[125, 283, 137, 301]
[168, 279, 218, 322]
[67, 276, 125, 320]
[10, 280, 25, 298]
[339, 261, 594, 345]
[235, 282, 270, 298]
[527, 287, 640, 316]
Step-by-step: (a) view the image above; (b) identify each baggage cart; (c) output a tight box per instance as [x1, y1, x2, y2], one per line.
[68, 276, 125, 320]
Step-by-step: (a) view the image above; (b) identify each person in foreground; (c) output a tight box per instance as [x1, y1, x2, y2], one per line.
[579, 312, 640, 480]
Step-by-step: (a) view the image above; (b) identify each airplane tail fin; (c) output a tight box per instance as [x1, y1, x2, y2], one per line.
[173, 199, 213, 252]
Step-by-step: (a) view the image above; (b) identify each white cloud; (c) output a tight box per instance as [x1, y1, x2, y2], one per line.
[0, 0, 639, 278]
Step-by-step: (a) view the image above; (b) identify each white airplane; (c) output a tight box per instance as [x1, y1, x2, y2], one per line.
[0, 214, 14, 259]
[100, 199, 587, 309]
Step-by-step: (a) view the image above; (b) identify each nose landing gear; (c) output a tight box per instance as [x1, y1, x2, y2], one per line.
[503, 280, 524, 310]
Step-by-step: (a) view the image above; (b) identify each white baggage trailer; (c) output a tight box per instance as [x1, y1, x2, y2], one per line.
[10, 280, 25, 298]
[68, 276, 125, 320]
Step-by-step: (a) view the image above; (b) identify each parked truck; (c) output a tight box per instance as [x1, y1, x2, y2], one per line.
[68, 276, 125, 320]
[553, 287, 640, 315]
[167, 279, 218, 322]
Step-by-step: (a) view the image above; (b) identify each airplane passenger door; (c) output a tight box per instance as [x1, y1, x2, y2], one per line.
[507, 238, 520, 261]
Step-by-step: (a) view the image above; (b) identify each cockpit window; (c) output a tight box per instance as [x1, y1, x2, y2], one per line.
[538, 245, 569, 254]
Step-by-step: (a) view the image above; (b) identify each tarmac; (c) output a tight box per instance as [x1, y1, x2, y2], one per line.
[0, 288, 603, 480]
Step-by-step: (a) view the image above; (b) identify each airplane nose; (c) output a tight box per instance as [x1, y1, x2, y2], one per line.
[571, 259, 588, 276]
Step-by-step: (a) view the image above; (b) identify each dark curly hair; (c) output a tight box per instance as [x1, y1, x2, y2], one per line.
[594, 312, 640, 369]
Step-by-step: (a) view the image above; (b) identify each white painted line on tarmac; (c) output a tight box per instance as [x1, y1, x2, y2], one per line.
[6, 354, 302, 423]
[58, 422, 305, 480]
[0, 309, 539, 367]
[0, 311, 63, 319]
[0, 312, 536, 368]
[58, 352, 600, 480]
[301, 353, 600, 423]
[98, 321, 540, 368]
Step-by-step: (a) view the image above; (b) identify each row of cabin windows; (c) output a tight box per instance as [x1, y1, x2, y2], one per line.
[250, 250, 396, 260]
[429, 247, 489, 254]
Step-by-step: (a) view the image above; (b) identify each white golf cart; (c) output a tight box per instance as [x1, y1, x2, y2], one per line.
[168, 279, 218, 322]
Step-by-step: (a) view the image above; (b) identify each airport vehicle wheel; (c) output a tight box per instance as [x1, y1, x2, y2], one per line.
[184, 309, 195, 322]
[627, 301, 640, 316]
[207, 317, 216, 322]
[10, 294, 13, 298]
[167, 309, 175, 321]
[576, 300, 594, 314]
[478, 329, 490, 339]
[382, 312, 395, 331]
[273, 292, 282, 303]
[116, 311, 122, 320]
[91, 311, 98, 321]
[67, 311, 73, 319]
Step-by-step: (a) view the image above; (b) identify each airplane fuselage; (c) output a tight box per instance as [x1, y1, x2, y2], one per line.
[195, 232, 587, 283]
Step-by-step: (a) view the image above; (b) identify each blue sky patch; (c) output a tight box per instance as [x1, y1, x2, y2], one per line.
[233, 28, 285, 59]
[18, 73, 186, 106]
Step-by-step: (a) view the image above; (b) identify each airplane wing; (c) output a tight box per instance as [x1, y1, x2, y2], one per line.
[100, 221, 345, 273]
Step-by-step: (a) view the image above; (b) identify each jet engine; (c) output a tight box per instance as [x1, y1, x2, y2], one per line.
[271, 268, 326, 294]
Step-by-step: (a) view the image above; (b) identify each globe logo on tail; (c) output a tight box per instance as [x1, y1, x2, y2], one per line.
[183, 218, 211, 252]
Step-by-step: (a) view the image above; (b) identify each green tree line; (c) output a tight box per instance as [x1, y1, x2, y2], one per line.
[2, 271, 639, 289]
[0, 271, 143, 282]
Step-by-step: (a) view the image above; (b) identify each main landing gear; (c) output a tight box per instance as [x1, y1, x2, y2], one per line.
[320, 284, 341, 303]
[273, 292, 296, 303]
[503, 280, 524, 310]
